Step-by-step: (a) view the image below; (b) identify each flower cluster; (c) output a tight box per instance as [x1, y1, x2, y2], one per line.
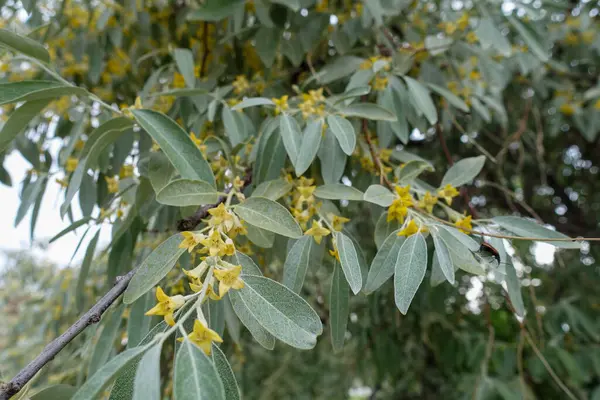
[298, 88, 327, 119]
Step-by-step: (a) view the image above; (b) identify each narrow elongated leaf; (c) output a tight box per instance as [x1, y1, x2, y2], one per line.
[505, 260, 525, 317]
[229, 289, 276, 349]
[211, 345, 240, 400]
[282, 236, 314, 293]
[403, 76, 437, 124]
[493, 216, 580, 249]
[15, 177, 45, 227]
[363, 184, 394, 207]
[0, 99, 51, 152]
[436, 225, 479, 251]
[0, 81, 87, 105]
[314, 184, 363, 201]
[335, 232, 362, 294]
[394, 233, 427, 314]
[427, 83, 469, 112]
[76, 230, 101, 308]
[295, 119, 322, 176]
[330, 261, 349, 352]
[234, 197, 302, 238]
[440, 156, 486, 188]
[132, 344, 162, 400]
[254, 117, 286, 184]
[430, 250, 448, 287]
[72, 346, 149, 400]
[338, 103, 396, 121]
[223, 295, 241, 344]
[231, 97, 274, 110]
[475, 18, 512, 56]
[155, 179, 219, 206]
[507, 15, 549, 62]
[245, 224, 275, 248]
[222, 106, 246, 147]
[187, 0, 244, 21]
[431, 230, 455, 284]
[124, 233, 186, 304]
[279, 114, 302, 168]
[236, 275, 323, 349]
[131, 109, 215, 187]
[173, 48, 195, 88]
[326, 115, 356, 155]
[364, 230, 403, 293]
[0, 28, 51, 62]
[127, 292, 156, 348]
[318, 129, 346, 184]
[88, 304, 125, 376]
[148, 151, 175, 192]
[173, 340, 225, 400]
[395, 160, 434, 184]
[437, 227, 485, 275]
[251, 178, 293, 200]
[228, 251, 263, 276]
[374, 212, 400, 249]
[30, 385, 77, 400]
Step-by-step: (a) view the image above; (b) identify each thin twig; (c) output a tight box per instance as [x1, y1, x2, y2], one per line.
[362, 111, 393, 189]
[517, 329, 527, 399]
[532, 106, 548, 187]
[496, 99, 532, 160]
[479, 180, 543, 222]
[200, 22, 210, 77]
[0, 269, 137, 400]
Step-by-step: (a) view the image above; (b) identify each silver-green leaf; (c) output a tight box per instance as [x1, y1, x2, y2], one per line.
[330, 261, 349, 352]
[234, 197, 302, 238]
[314, 184, 363, 201]
[295, 119, 322, 176]
[282, 236, 314, 293]
[132, 344, 162, 400]
[335, 231, 363, 295]
[0, 28, 51, 62]
[338, 103, 397, 121]
[363, 184, 395, 207]
[326, 115, 356, 155]
[156, 179, 219, 206]
[279, 113, 302, 169]
[403, 76, 437, 125]
[394, 233, 428, 314]
[440, 155, 486, 188]
[493, 216, 580, 249]
[174, 340, 226, 400]
[364, 230, 404, 293]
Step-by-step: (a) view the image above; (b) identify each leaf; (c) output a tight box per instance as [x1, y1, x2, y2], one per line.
[295, 119, 322, 176]
[76, 230, 101, 309]
[493, 216, 580, 249]
[374, 212, 400, 249]
[132, 344, 162, 400]
[282, 236, 314, 293]
[426, 83, 469, 112]
[155, 179, 219, 206]
[187, 0, 244, 21]
[279, 114, 302, 169]
[335, 232, 363, 295]
[507, 15, 549, 62]
[395, 160, 434, 184]
[235, 275, 323, 349]
[316, 56, 364, 84]
[364, 230, 403, 293]
[228, 251, 263, 276]
[332, 86, 371, 104]
[430, 251, 448, 287]
[431, 230, 455, 284]
[475, 18, 512, 56]
[326, 115, 356, 155]
[30, 385, 77, 400]
[314, 184, 363, 201]
[211, 345, 240, 400]
[131, 109, 215, 187]
[338, 103, 397, 121]
[0, 99, 51, 152]
[173, 48, 195, 88]
[229, 289, 276, 349]
[71, 346, 149, 400]
[0, 28, 51, 62]
[222, 106, 246, 147]
[245, 224, 275, 248]
[436, 225, 479, 251]
[234, 197, 302, 238]
[88, 304, 125, 377]
[127, 292, 157, 348]
[403, 76, 438, 124]
[318, 128, 346, 184]
[505, 260, 525, 317]
[49, 218, 92, 244]
[363, 184, 394, 207]
[254, 117, 286, 184]
[252, 178, 293, 200]
[173, 340, 225, 400]
[255, 27, 280, 68]
[440, 155, 486, 188]
[330, 261, 349, 352]
[124, 233, 186, 304]
[14, 177, 45, 227]
[231, 97, 275, 110]
[0, 81, 88, 106]
[148, 151, 175, 192]
[394, 233, 427, 314]
[436, 228, 485, 275]
[424, 35, 453, 55]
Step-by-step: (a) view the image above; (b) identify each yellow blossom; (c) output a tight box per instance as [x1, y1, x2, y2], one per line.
[559, 103, 576, 116]
[457, 13, 469, 30]
[359, 59, 373, 70]
[213, 265, 245, 296]
[65, 157, 78, 173]
[297, 185, 316, 204]
[394, 185, 411, 198]
[397, 220, 427, 237]
[466, 31, 478, 44]
[105, 176, 119, 194]
[232, 75, 250, 94]
[173, 72, 186, 88]
[387, 200, 409, 224]
[438, 184, 459, 205]
[74, 139, 85, 151]
[179, 231, 205, 253]
[119, 164, 134, 179]
[308, 88, 326, 103]
[594, 99, 600, 110]
[329, 248, 340, 261]
[145, 286, 185, 326]
[330, 214, 350, 231]
[188, 280, 221, 300]
[373, 75, 388, 91]
[304, 221, 331, 244]
[199, 230, 229, 257]
[181, 319, 223, 355]
[271, 95, 289, 115]
[455, 215, 472, 233]
[55, 178, 68, 188]
[208, 203, 235, 231]
[418, 192, 438, 213]
[445, 22, 457, 35]
[190, 132, 207, 154]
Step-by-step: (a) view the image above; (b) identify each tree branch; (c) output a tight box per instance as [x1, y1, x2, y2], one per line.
[0, 269, 137, 400]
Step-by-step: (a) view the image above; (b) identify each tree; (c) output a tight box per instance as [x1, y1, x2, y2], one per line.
[1, 0, 599, 398]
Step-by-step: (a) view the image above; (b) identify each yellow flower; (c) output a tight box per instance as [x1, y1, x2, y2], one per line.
[594, 99, 600, 110]
[438, 184, 459, 205]
[55, 178, 68, 188]
[213, 265, 245, 296]
[304, 221, 331, 244]
[74, 139, 85, 151]
[179, 231, 205, 253]
[417, 192, 438, 213]
[189, 280, 222, 300]
[372, 75, 388, 91]
[457, 13, 469, 30]
[445, 22, 457, 35]
[208, 203, 235, 231]
[455, 215, 473, 233]
[469, 70, 481, 81]
[308, 88, 326, 103]
[190, 132, 207, 154]
[271, 95, 290, 115]
[394, 185, 411, 198]
[119, 164, 134, 179]
[173, 72, 186, 88]
[199, 230, 229, 257]
[359, 59, 373, 70]
[329, 248, 340, 261]
[387, 200, 409, 224]
[559, 103, 576, 116]
[105, 176, 119, 194]
[183, 261, 208, 280]
[145, 287, 185, 326]
[299, 100, 315, 119]
[232, 75, 250, 94]
[181, 319, 223, 355]
[330, 214, 350, 231]
[466, 32, 478, 44]
[297, 185, 316, 203]
[397, 220, 427, 237]
[65, 157, 78, 173]
[564, 32, 579, 45]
